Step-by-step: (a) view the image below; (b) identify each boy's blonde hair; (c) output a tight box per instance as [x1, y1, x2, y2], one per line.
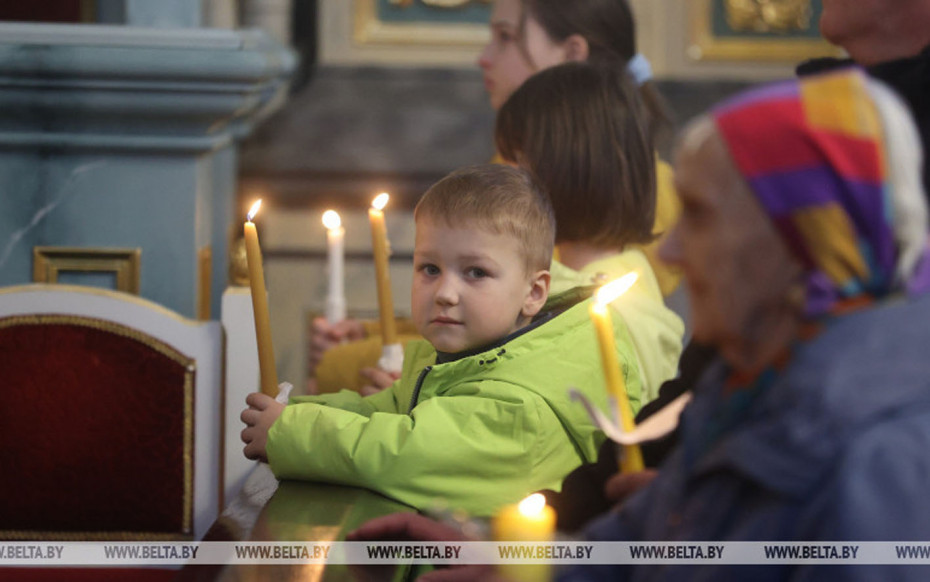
[414, 164, 555, 273]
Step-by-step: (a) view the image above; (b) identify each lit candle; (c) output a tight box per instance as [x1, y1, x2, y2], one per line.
[590, 272, 643, 473]
[368, 193, 402, 372]
[493, 493, 556, 540]
[492, 493, 556, 582]
[322, 210, 346, 324]
[244, 199, 278, 396]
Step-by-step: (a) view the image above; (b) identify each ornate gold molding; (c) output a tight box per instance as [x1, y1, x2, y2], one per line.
[389, 0, 491, 7]
[689, 0, 839, 61]
[33, 246, 141, 294]
[725, 0, 811, 33]
[354, 0, 490, 47]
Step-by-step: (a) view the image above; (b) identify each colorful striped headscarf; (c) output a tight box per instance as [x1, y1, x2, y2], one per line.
[713, 68, 930, 319]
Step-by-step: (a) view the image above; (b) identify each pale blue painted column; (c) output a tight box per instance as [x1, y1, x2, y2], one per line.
[97, 0, 203, 27]
[0, 22, 296, 318]
[126, 0, 203, 27]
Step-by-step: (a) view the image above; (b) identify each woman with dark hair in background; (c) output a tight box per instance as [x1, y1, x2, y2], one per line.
[479, 0, 680, 297]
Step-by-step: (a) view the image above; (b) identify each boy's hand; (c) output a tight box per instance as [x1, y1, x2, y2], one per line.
[359, 366, 401, 396]
[307, 317, 367, 375]
[240, 392, 285, 462]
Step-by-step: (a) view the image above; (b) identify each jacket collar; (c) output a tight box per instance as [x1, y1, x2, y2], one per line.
[434, 309, 558, 364]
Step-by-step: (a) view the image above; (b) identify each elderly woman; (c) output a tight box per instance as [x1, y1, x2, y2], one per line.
[351, 67, 930, 581]
[563, 67, 930, 580]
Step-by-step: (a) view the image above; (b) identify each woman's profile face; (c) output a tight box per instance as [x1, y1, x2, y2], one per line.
[478, 0, 571, 110]
[660, 121, 800, 352]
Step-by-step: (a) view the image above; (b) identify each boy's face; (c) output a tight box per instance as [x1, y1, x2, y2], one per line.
[412, 218, 549, 354]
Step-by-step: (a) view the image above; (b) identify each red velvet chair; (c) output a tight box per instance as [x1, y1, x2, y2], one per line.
[0, 284, 224, 580]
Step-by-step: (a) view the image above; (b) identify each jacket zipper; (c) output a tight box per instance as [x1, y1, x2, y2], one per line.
[407, 365, 432, 413]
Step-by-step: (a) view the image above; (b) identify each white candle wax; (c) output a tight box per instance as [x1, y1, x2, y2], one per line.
[322, 210, 346, 323]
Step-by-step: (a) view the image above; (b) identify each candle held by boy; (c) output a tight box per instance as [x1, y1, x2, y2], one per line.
[244, 199, 278, 396]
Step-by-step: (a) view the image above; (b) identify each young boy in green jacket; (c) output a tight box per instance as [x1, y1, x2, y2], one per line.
[240, 164, 642, 517]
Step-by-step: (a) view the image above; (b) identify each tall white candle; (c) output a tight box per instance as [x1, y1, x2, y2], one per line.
[322, 210, 346, 323]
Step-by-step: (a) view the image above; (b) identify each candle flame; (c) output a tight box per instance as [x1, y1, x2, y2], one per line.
[517, 493, 547, 518]
[322, 210, 342, 230]
[247, 199, 263, 222]
[372, 192, 390, 211]
[594, 272, 639, 307]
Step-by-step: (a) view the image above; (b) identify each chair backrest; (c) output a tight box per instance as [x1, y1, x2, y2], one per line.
[0, 284, 222, 541]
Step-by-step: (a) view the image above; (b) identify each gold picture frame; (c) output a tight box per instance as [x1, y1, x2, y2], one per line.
[354, 0, 490, 47]
[33, 247, 141, 294]
[689, 0, 840, 62]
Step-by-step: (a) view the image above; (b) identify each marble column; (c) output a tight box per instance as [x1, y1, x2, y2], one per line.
[0, 22, 297, 318]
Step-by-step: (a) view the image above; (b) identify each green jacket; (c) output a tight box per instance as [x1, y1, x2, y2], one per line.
[266, 295, 642, 517]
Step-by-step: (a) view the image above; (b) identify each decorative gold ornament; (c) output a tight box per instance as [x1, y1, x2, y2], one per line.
[229, 236, 250, 287]
[389, 0, 491, 8]
[725, 0, 812, 33]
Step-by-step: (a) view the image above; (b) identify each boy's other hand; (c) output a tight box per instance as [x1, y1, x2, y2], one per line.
[359, 366, 401, 396]
[240, 392, 285, 463]
[307, 317, 367, 374]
